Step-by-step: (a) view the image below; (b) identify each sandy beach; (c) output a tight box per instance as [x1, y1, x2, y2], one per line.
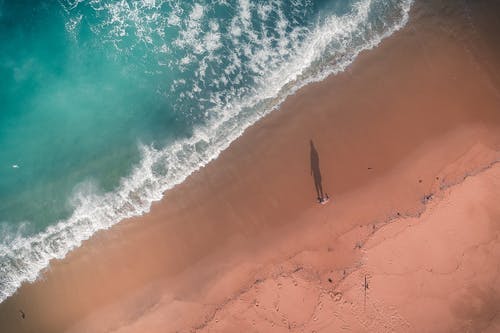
[1, 0, 500, 332]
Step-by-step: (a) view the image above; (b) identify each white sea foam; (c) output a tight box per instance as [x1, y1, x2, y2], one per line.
[0, 0, 413, 303]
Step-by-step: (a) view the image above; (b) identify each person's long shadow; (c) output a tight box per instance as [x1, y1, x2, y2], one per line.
[310, 140, 325, 202]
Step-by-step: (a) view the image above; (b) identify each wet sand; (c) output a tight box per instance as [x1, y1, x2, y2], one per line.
[1, 0, 500, 332]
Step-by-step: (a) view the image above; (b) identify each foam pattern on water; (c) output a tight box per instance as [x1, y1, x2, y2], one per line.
[0, 0, 412, 302]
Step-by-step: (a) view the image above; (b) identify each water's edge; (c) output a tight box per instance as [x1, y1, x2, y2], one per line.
[0, 0, 413, 303]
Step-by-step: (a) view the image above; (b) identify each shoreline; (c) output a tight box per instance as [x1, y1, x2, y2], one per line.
[1, 0, 500, 331]
[0, 0, 414, 305]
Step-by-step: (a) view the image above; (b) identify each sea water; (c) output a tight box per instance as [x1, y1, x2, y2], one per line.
[0, 0, 412, 302]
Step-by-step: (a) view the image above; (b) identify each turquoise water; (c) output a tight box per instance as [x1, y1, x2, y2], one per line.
[0, 0, 412, 302]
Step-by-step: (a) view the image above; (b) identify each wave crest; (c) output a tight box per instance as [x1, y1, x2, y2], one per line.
[0, 0, 413, 303]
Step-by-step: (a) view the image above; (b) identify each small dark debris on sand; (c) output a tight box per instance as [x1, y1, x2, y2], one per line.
[422, 193, 434, 204]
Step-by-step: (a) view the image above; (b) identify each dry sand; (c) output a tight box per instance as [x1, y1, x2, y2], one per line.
[199, 161, 500, 333]
[1, 0, 500, 332]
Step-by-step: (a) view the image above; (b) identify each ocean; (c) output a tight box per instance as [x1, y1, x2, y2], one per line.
[0, 0, 412, 303]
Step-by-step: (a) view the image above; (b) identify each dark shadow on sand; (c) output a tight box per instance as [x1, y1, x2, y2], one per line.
[310, 140, 324, 201]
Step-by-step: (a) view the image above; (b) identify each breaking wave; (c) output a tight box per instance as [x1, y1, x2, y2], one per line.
[0, 0, 413, 302]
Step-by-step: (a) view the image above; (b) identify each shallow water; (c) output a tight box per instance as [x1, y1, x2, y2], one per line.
[0, 0, 412, 303]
